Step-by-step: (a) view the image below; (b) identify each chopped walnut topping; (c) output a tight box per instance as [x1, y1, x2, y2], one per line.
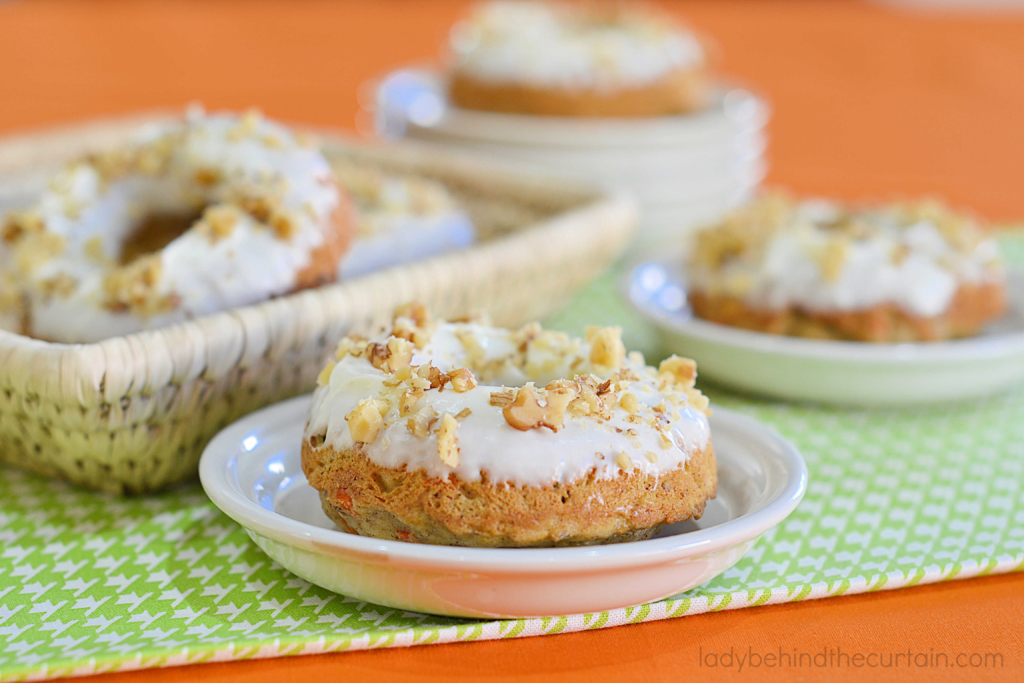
[437, 413, 460, 467]
[615, 452, 634, 470]
[194, 168, 222, 186]
[269, 211, 298, 240]
[658, 356, 697, 389]
[84, 236, 107, 263]
[449, 368, 477, 393]
[201, 205, 238, 242]
[399, 387, 424, 415]
[645, 451, 659, 463]
[1, 210, 45, 243]
[346, 398, 387, 443]
[455, 407, 472, 420]
[335, 336, 369, 360]
[407, 404, 438, 438]
[618, 392, 639, 414]
[684, 387, 711, 414]
[587, 326, 625, 372]
[367, 337, 414, 373]
[501, 381, 579, 432]
[393, 302, 434, 348]
[38, 274, 77, 300]
[317, 360, 336, 387]
[818, 238, 849, 282]
[102, 255, 178, 316]
[227, 109, 262, 141]
[13, 231, 67, 274]
[489, 388, 516, 408]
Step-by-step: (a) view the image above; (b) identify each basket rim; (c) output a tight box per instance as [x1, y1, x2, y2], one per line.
[0, 112, 638, 403]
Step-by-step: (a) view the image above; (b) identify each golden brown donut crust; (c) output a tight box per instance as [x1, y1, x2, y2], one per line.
[449, 66, 709, 118]
[294, 182, 355, 290]
[689, 280, 1007, 343]
[302, 436, 717, 547]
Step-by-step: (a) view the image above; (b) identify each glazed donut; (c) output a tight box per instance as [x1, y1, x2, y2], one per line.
[302, 305, 716, 547]
[687, 194, 1007, 342]
[0, 109, 352, 343]
[331, 162, 475, 279]
[448, 0, 709, 118]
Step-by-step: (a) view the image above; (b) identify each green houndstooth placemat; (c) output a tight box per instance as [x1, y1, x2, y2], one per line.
[1, 237, 1023, 680]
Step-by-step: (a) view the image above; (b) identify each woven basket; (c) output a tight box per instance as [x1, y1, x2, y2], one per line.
[0, 115, 636, 493]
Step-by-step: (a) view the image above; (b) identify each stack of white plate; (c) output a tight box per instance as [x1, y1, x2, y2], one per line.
[368, 67, 769, 250]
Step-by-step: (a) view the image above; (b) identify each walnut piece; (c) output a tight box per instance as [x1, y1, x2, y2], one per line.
[437, 413, 460, 467]
[449, 368, 477, 393]
[346, 398, 387, 443]
[316, 360, 336, 387]
[587, 326, 625, 372]
[368, 337, 415, 373]
[501, 381, 579, 432]
[658, 356, 697, 389]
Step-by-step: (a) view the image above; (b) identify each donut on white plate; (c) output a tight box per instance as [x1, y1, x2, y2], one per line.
[0, 109, 353, 343]
[302, 304, 717, 547]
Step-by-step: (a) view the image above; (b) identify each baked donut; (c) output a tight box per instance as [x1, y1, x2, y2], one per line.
[331, 162, 475, 279]
[302, 305, 716, 547]
[448, 1, 708, 118]
[686, 194, 1006, 342]
[0, 109, 352, 343]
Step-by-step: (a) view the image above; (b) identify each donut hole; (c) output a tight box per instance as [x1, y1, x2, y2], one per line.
[118, 209, 203, 265]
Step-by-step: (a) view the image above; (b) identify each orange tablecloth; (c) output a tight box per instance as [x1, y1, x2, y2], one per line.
[1, 0, 1022, 680]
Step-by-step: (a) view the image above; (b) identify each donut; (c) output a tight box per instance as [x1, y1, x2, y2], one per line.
[686, 194, 1007, 342]
[302, 304, 716, 547]
[0, 109, 353, 343]
[448, 1, 709, 118]
[331, 162, 475, 279]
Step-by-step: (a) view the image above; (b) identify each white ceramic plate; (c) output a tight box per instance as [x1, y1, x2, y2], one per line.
[629, 259, 1024, 406]
[200, 395, 807, 619]
[373, 68, 769, 148]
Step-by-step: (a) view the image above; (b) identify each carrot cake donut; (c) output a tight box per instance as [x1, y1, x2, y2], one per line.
[686, 194, 1006, 342]
[0, 109, 353, 343]
[302, 305, 716, 547]
[332, 162, 474, 279]
[448, 0, 709, 118]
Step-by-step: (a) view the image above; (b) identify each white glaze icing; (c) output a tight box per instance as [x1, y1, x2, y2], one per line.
[450, 0, 704, 91]
[333, 164, 475, 279]
[305, 322, 711, 488]
[687, 197, 1003, 318]
[3, 109, 342, 343]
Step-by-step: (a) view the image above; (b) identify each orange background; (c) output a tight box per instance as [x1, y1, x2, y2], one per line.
[1, 0, 1022, 681]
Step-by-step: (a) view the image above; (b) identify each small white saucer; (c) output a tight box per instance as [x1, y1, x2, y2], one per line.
[629, 259, 1024, 406]
[200, 395, 806, 619]
[373, 68, 769, 148]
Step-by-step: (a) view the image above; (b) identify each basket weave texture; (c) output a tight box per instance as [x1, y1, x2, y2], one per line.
[0, 115, 636, 493]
